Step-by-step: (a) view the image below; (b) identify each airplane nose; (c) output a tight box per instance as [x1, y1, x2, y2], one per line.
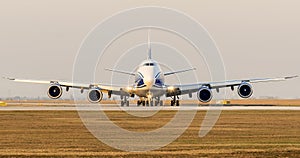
[145, 79, 154, 87]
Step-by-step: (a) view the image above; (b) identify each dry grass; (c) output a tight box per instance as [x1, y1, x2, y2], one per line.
[0, 110, 299, 157]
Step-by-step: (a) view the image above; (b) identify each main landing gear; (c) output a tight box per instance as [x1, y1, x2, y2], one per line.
[137, 97, 163, 107]
[120, 95, 129, 107]
[170, 95, 180, 106]
[137, 100, 147, 106]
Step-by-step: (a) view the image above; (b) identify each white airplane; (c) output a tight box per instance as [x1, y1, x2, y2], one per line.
[4, 37, 298, 106]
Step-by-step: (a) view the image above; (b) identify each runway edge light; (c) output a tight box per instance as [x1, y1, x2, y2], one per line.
[0, 101, 7, 106]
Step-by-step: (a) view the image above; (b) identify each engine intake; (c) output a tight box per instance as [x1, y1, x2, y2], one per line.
[88, 89, 103, 103]
[47, 85, 62, 99]
[238, 83, 253, 98]
[197, 87, 212, 103]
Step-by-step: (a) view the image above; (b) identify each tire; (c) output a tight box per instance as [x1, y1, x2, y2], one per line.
[160, 100, 163, 106]
[171, 100, 174, 106]
[126, 101, 129, 107]
[137, 100, 140, 106]
[176, 100, 180, 106]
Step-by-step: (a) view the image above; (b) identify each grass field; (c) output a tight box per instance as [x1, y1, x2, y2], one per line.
[0, 109, 299, 157]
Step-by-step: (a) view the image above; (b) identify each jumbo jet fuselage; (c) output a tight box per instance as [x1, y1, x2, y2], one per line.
[132, 59, 165, 99]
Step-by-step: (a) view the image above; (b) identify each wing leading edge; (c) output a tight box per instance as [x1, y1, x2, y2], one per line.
[3, 77, 125, 95]
[166, 75, 298, 96]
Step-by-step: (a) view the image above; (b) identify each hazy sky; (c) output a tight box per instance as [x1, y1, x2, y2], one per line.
[0, 0, 299, 99]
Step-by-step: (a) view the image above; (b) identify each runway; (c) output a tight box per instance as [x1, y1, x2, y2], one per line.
[1, 104, 300, 111]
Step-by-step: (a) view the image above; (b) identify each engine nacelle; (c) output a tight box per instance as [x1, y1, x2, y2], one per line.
[197, 86, 213, 103]
[237, 82, 253, 98]
[47, 85, 63, 99]
[87, 89, 103, 103]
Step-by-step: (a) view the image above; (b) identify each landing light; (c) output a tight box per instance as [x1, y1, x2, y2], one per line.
[167, 86, 175, 91]
[126, 87, 133, 91]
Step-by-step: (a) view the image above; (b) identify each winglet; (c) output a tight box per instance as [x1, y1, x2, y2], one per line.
[147, 30, 152, 59]
[2, 77, 15, 81]
[284, 75, 298, 80]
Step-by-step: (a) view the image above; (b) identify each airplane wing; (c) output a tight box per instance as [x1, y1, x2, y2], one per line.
[166, 75, 298, 96]
[3, 77, 126, 95]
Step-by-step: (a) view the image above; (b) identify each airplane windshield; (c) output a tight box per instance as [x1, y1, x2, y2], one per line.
[155, 79, 163, 86]
[143, 63, 154, 66]
[137, 79, 144, 86]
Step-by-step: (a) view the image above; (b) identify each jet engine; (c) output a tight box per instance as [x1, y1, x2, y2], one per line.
[197, 86, 212, 103]
[47, 85, 63, 99]
[87, 88, 103, 103]
[237, 82, 253, 98]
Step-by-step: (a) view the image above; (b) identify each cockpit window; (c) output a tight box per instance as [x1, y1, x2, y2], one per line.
[155, 79, 163, 86]
[137, 79, 144, 86]
[143, 63, 155, 66]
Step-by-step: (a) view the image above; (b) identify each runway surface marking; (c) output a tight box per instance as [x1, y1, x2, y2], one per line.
[1, 104, 300, 111]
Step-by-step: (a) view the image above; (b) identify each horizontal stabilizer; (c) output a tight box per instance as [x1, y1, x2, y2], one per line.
[164, 68, 196, 76]
[105, 68, 135, 76]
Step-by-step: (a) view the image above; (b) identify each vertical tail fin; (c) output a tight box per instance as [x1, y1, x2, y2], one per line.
[147, 30, 152, 59]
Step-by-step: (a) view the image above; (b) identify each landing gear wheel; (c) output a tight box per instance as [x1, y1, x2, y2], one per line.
[171, 100, 174, 106]
[142, 101, 145, 106]
[160, 100, 163, 106]
[137, 100, 141, 106]
[121, 96, 129, 107]
[170, 96, 179, 106]
[176, 100, 180, 106]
